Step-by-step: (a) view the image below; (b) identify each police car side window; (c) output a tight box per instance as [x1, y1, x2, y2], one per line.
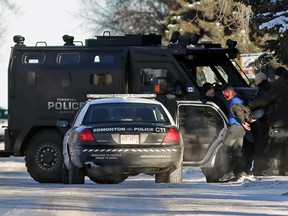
[154, 107, 169, 123]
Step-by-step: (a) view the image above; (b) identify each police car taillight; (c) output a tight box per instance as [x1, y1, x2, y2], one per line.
[163, 128, 180, 144]
[80, 129, 95, 142]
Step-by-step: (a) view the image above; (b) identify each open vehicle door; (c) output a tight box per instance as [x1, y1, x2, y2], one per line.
[176, 101, 230, 182]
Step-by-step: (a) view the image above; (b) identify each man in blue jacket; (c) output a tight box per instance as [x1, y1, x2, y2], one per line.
[219, 85, 253, 182]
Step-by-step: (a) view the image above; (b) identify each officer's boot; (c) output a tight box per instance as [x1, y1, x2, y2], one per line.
[262, 158, 280, 176]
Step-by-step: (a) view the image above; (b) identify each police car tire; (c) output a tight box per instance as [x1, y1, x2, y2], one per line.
[201, 146, 229, 183]
[201, 167, 219, 183]
[62, 163, 69, 184]
[69, 159, 85, 184]
[25, 130, 63, 183]
[155, 164, 183, 183]
[279, 156, 288, 176]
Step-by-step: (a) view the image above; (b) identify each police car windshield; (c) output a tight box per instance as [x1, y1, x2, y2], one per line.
[82, 103, 170, 124]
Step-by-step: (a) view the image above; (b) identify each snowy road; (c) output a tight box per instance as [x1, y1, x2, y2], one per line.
[0, 156, 287, 216]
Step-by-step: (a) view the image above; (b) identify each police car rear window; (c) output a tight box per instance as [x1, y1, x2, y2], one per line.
[23, 53, 45, 64]
[82, 103, 170, 124]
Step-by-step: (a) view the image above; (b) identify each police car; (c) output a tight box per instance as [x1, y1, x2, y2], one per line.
[60, 94, 184, 184]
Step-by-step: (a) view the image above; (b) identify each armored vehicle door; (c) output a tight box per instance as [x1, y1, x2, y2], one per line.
[176, 101, 228, 167]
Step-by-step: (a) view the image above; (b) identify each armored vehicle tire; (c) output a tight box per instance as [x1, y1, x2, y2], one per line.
[155, 164, 183, 183]
[69, 159, 85, 184]
[201, 147, 229, 183]
[25, 129, 64, 183]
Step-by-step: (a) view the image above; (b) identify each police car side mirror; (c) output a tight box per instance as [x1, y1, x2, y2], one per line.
[56, 120, 70, 128]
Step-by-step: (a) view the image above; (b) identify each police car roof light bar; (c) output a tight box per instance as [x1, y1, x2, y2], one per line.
[87, 94, 156, 99]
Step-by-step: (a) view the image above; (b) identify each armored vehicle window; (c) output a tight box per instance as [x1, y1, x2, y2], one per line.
[23, 53, 45, 64]
[140, 68, 174, 94]
[0, 109, 8, 119]
[90, 74, 112, 86]
[57, 53, 80, 64]
[93, 55, 114, 63]
[196, 66, 228, 86]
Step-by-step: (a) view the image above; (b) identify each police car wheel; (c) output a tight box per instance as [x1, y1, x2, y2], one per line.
[201, 146, 230, 183]
[155, 164, 183, 183]
[68, 159, 85, 184]
[25, 129, 63, 183]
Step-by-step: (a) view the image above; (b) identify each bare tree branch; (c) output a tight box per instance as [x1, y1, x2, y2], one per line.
[0, 0, 18, 39]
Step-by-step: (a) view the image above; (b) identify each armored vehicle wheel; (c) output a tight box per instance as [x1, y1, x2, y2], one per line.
[25, 129, 63, 183]
[69, 159, 85, 184]
[155, 163, 183, 183]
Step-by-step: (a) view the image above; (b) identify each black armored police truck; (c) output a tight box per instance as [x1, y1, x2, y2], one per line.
[3, 31, 254, 183]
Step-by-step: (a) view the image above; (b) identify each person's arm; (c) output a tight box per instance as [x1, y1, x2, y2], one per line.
[231, 103, 252, 131]
[231, 104, 246, 124]
[249, 83, 279, 109]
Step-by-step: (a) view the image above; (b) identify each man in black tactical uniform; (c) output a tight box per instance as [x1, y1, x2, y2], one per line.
[249, 67, 288, 176]
[250, 72, 271, 175]
[199, 82, 228, 116]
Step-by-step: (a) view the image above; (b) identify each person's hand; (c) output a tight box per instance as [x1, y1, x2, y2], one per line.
[201, 98, 208, 104]
[242, 122, 251, 131]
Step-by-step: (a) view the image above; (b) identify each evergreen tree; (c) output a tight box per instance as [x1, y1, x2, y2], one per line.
[240, 0, 288, 65]
[165, 0, 259, 52]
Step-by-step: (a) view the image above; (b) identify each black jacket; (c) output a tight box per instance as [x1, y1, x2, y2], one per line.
[249, 77, 288, 128]
[255, 79, 271, 98]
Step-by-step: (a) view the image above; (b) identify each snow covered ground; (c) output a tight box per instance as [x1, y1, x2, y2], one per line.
[0, 156, 287, 216]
